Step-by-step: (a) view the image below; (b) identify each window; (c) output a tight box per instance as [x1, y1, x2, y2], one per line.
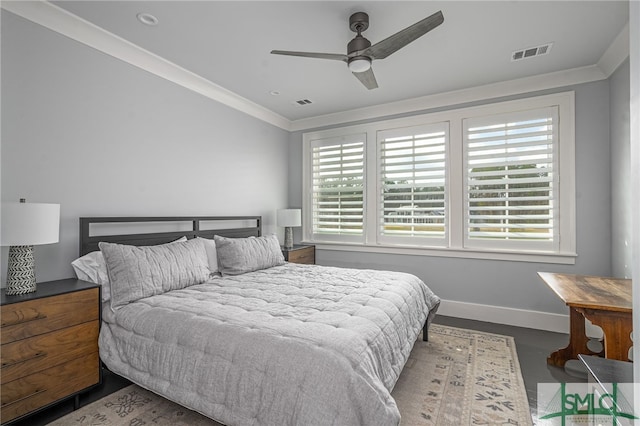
[309, 134, 365, 243]
[463, 107, 558, 252]
[302, 92, 575, 263]
[378, 123, 449, 246]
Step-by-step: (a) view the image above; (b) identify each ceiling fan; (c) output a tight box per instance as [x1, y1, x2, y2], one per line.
[271, 10, 444, 90]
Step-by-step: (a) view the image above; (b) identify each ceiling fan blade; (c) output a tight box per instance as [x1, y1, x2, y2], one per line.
[271, 50, 348, 62]
[362, 10, 444, 60]
[352, 67, 378, 90]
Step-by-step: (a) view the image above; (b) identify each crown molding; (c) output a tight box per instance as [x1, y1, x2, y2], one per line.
[3, 1, 627, 134]
[597, 23, 630, 77]
[289, 65, 607, 131]
[1, 0, 291, 131]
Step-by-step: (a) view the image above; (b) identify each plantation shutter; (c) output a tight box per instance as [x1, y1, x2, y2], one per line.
[378, 123, 448, 245]
[463, 106, 558, 250]
[310, 134, 365, 241]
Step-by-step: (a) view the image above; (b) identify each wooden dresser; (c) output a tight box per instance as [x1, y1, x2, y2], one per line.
[1, 279, 101, 424]
[282, 244, 315, 265]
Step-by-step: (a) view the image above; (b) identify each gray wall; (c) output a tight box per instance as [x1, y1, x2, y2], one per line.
[1, 12, 290, 283]
[610, 59, 632, 278]
[288, 80, 613, 316]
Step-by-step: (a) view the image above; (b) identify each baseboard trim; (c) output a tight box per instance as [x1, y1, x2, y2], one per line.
[438, 299, 571, 333]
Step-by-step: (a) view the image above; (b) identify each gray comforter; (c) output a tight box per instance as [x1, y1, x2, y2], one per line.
[99, 263, 440, 426]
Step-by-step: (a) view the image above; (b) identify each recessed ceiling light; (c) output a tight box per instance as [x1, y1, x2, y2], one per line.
[269, 90, 281, 96]
[137, 12, 159, 26]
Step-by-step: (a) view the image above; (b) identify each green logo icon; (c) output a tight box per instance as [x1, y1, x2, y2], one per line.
[538, 383, 637, 425]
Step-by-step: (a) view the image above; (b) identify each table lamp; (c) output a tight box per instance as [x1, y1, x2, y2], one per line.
[1, 199, 60, 295]
[277, 209, 301, 249]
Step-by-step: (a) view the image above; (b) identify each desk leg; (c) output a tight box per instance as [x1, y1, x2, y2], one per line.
[547, 307, 591, 367]
[580, 309, 632, 362]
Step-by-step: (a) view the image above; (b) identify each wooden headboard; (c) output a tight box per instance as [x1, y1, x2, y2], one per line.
[79, 216, 261, 256]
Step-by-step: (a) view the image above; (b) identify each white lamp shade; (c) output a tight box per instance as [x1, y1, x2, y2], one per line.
[277, 209, 302, 227]
[1, 202, 60, 246]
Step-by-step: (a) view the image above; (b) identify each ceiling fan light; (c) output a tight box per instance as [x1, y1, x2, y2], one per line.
[348, 58, 371, 73]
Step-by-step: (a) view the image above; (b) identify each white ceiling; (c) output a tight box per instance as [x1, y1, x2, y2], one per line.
[39, 1, 629, 123]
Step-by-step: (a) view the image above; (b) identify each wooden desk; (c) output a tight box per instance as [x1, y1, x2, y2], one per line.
[538, 272, 632, 367]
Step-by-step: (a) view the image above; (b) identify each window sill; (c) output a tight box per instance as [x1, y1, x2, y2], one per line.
[302, 241, 577, 265]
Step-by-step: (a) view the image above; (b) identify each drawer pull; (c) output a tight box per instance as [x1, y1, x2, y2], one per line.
[1, 312, 47, 328]
[1, 388, 47, 408]
[1, 351, 47, 369]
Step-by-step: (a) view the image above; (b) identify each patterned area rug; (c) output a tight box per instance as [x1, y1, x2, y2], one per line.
[49, 325, 532, 426]
[393, 324, 532, 425]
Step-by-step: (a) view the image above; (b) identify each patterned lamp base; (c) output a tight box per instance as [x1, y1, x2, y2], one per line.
[6, 245, 37, 295]
[284, 227, 294, 249]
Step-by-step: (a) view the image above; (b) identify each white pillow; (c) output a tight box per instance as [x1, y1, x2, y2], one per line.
[71, 236, 187, 302]
[196, 237, 219, 274]
[72, 251, 111, 302]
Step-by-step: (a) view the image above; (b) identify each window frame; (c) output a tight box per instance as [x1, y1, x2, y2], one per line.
[462, 106, 560, 253]
[302, 92, 576, 264]
[307, 133, 367, 244]
[377, 121, 450, 247]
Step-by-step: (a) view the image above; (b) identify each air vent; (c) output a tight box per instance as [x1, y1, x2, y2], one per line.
[293, 99, 313, 106]
[511, 43, 553, 61]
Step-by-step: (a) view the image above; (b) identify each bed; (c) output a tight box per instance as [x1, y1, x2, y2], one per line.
[75, 216, 440, 426]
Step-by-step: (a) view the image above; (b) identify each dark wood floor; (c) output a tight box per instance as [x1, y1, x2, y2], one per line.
[9, 315, 584, 426]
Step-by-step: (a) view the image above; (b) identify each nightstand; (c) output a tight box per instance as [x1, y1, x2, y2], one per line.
[282, 244, 315, 265]
[1, 279, 101, 424]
